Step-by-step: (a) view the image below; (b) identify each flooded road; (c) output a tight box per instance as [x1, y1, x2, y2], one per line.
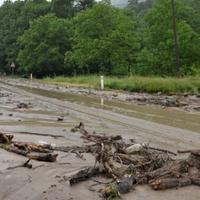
[19, 85, 200, 132]
[0, 79, 199, 200]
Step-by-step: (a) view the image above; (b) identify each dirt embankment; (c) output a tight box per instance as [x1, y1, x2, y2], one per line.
[2, 78, 200, 113]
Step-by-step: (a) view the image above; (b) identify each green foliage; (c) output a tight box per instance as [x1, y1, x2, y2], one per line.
[135, 0, 200, 76]
[182, 0, 200, 33]
[106, 183, 120, 200]
[0, 0, 50, 73]
[105, 76, 199, 93]
[50, 0, 95, 18]
[128, 0, 155, 15]
[0, 0, 24, 71]
[43, 75, 200, 94]
[51, 0, 74, 18]
[43, 75, 101, 87]
[64, 3, 140, 76]
[0, 0, 200, 78]
[75, 0, 95, 11]
[17, 14, 73, 77]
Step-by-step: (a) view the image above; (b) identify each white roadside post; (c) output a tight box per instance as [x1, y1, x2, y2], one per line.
[100, 75, 104, 106]
[10, 62, 15, 75]
[30, 73, 33, 90]
[100, 75, 104, 90]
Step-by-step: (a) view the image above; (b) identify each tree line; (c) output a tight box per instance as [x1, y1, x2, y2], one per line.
[0, 0, 199, 77]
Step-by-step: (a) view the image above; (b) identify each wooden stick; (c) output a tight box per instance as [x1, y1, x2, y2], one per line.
[145, 146, 177, 156]
[7, 159, 32, 170]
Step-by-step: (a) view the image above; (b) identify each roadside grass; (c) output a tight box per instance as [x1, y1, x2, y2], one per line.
[42, 75, 200, 94]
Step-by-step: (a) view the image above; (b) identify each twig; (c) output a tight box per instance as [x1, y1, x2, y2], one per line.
[91, 179, 114, 185]
[177, 149, 200, 154]
[6, 159, 32, 170]
[145, 146, 177, 156]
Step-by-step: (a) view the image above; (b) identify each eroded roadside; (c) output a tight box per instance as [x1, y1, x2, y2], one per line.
[0, 79, 199, 200]
[3, 77, 200, 113]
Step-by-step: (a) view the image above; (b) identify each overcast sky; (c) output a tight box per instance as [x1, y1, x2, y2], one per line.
[0, 0, 4, 6]
[0, 0, 129, 7]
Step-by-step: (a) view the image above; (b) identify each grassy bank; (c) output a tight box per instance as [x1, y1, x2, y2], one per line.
[42, 76, 200, 94]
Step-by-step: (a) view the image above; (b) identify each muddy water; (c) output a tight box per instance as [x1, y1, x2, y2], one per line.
[18, 85, 200, 133]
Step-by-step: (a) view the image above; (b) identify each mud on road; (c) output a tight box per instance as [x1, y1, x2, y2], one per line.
[3, 78, 200, 113]
[0, 78, 199, 200]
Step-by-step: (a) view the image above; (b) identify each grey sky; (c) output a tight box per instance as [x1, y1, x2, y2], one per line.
[0, 0, 130, 7]
[0, 0, 4, 6]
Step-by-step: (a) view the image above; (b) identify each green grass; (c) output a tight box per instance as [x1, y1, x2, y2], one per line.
[42, 75, 200, 94]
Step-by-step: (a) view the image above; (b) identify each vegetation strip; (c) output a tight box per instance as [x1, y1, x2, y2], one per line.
[43, 76, 200, 94]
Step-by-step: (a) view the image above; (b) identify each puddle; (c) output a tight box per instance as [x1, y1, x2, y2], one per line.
[17, 86, 200, 133]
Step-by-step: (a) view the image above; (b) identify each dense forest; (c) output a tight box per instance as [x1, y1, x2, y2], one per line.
[0, 0, 199, 77]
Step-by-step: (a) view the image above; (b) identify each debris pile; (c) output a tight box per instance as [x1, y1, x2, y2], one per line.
[128, 95, 187, 107]
[68, 123, 200, 198]
[0, 131, 58, 162]
[125, 93, 200, 111]
[0, 124, 199, 199]
[17, 102, 31, 109]
[57, 116, 64, 121]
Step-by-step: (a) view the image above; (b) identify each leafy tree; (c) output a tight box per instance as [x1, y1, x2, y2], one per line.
[182, 0, 200, 34]
[17, 14, 73, 77]
[51, 0, 74, 18]
[0, 0, 25, 72]
[128, 0, 154, 15]
[51, 0, 95, 18]
[65, 3, 140, 75]
[1, 0, 200, 77]
[136, 0, 200, 76]
[75, 0, 95, 11]
[0, 0, 50, 73]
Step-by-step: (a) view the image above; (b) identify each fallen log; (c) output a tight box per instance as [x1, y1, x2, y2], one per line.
[0, 132, 58, 162]
[178, 149, 200, 155]
[2, 144, 29, 156]
[150, 177, 192, 190]
[147, 160, 189, 180]
[27, 152, 58, 162]
[69, 167, 102, 186]
[191, 178, 200, 186]
[14, 142, 53, 153]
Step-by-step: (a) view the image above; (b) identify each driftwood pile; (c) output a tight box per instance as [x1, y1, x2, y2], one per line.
[0, 131, 58, 162]
[68, 123, 200, 198]
[0, 124, 199, 198]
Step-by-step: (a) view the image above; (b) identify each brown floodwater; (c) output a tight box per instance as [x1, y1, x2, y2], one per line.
[17, 85, 200, 133]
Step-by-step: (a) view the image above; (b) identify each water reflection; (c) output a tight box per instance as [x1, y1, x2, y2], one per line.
[100, 97, 104, 106]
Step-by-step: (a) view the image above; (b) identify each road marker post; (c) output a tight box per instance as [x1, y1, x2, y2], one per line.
[100, 75, 104, 90]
